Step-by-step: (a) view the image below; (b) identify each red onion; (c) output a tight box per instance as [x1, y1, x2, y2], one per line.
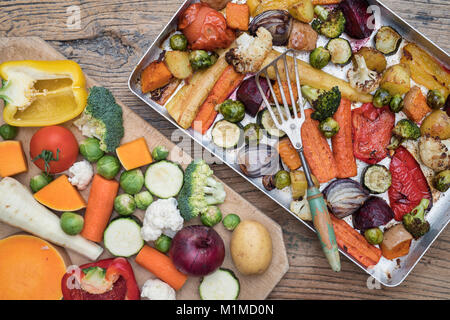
[169, 225, 225, 276]
[323, 179, 369, 218]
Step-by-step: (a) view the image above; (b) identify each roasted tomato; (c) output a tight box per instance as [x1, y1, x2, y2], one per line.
[352, 103, 395, 164]
[388, 146, 432, 221]
[178, 3, 235, 51]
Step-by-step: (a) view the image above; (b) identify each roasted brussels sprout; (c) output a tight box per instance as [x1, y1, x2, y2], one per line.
[319, 117, 340, 138]
[274, 170, 291, 190]
[189, 50, 218, 70]
[243, 123, 262, 145]
[134, 191, 153, 210]
[426, 90, 445, 110]
[389, 94, 404, 113]
[0, 124, 18, 140]
[364, 227, 383, 245]
[309, 47, 331, 69]
[373, 88, 391, 108]
[218, 100, 246, 123]
[169, 34, 188, 51]
[114, 193, 137, 216]
[120, 169, 144, 195]
[97, 155, 121, 180]
[152, 145, 169, 161]
[434, 170, 450, 192]
[200, 205, 223, 227]
[392, 119, 421, 140]
[155, 234, 172, 253]
[223, 213, 241, 231]
[249, 10, 293, 46]
[60, 212, 84, 236]
[30, 172, 53, 193]
[79, 137, 104, 162]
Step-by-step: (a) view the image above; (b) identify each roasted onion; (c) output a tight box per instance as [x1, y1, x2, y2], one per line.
[249, 10, 293, 46]
[323, 179, 369, 218]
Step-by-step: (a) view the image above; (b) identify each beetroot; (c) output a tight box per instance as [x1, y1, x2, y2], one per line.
[236, 76, 270, 117]
[352, 196, 394, 231]
[339, 0, 374, 39]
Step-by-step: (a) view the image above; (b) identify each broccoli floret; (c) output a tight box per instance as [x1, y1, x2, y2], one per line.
[313, 9, 346, 39]
[392, 119, 421, 140]
[301, 85, 341, 121]
[402, 198, 430, 239]
[177, 159, 226, 221]
[74, 86, 124, 152]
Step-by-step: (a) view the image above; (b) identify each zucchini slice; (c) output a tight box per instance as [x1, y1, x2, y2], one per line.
[211, 119, 243, 149]
[362, 164, 392, 194]
[243, 123, 262, 145]
[144, 160, 184, 198]
[375, 26, 402, 55]
[104, 217, 144, 257]
[199, 268, 240, 300]
[326, 38, 352, 65]
[256, 107, 287, 139]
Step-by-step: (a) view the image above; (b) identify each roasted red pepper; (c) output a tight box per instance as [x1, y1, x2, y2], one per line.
[352, 103, 395, 164]
[61, 258, 140, 300]
[388, 146, 432, 221]
[178, 3, 235, 51]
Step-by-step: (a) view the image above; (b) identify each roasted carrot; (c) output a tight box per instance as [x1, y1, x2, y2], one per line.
[81, 174, 119, 242]
[277, 138, 302, 171]
[312, 0, 342, 5]
[332, 98, 357, 178]
[301, 109, 338, 183]
[272, 81, 298, 106]
[330, 215, 382, 268]
[192, 65, 245, 134]
[135, 245, 188, 291]
[226, 3, 250, 31]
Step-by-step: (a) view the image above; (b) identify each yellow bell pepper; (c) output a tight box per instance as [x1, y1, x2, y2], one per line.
[0, 60, 87, 127]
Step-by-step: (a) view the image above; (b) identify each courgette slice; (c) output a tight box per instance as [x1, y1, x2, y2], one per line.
[375, 26, 402, 55]
[243, 123, 262, 145]
[144, 160, 184, 198]
[103, 217, 144, 257]
[361, 164, 392, 194]
[326, 38, 352, 65]
[211, 119, 243, 149]
[256, 107, 287, 139]
[199, 268, 240, 300]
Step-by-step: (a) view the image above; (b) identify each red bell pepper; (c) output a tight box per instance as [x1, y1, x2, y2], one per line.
[388, 146, 432, 221]
[352, 103, 395, 164]
[61, 258, 140, 300]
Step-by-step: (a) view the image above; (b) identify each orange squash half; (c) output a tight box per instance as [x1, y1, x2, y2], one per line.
[0, 235, 67, 300]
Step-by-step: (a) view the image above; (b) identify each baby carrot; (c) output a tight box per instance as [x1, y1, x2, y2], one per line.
[277, 138, 302, 171]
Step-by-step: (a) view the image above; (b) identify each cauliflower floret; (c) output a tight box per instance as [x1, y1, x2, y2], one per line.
[68, 160, 94, 190]
[225, 27, 273, 74]
[141, 279, 176, 300]
[141, 198, 184, 241]
[418, 135, 450, 172]
[347, 55, 381, 94]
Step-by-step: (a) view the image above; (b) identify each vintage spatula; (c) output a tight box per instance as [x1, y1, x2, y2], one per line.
[255, 49, 341, 272]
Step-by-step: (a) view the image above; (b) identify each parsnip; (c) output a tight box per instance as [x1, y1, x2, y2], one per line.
[0, 177, 103, 260]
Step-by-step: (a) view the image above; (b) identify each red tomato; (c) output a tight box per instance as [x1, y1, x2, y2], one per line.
[30, 126, 79, 174]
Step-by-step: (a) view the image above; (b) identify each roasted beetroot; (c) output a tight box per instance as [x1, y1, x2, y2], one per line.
[339, 0, 374, 39]
[236, 76, 270, 117]
[352, 196, 394, 231]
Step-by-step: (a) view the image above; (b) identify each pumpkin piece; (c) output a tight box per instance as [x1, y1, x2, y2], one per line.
[141, 61, 173, 94]
[0, 235, 67, 300]
[34, 175, 86, 211]
[116, 137, 153, 170]
[0, 140, 28, 177]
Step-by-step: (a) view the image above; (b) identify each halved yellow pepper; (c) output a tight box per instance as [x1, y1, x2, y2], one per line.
[0, 60, 87, 127]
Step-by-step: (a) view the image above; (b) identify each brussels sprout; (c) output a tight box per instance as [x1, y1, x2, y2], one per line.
[200, 205, 223, 227]
[0, 124, 18, 140]
[427, 90, 445, 110]
[79, 137, 104, 162]
[189, 50, 218, 70]
[389, 94, 404, 113]
[152, 145, 169, 161]
[274, 170, 291, 190]
[222, 213, 241, 231]
[119, 169, 144, 195]
[30, 172, 53, 193]
[373, 88, 391, 108]
[392, 119, 421, 140]
[97, 155, 121, 179]
[155, 234, 172, 253]
[134, 191, 153, 210]
[434, 169, 450, 192]
[243, 123, 262, 145]
[309, 47, 331, 69]
[114, 194, 136, 216]
[364, 227, 383, 245]
[218, 99, 246, 123]
[60, 212, 84, 235]
[319, 117, 340, 138]
[169, 34, 188, 51]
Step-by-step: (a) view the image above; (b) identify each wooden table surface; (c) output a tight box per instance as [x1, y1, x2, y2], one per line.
[1, 0, 449, 300]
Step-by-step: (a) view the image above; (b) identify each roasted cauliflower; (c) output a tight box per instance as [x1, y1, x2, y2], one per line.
[347, 55, 381, 94]
[418, 135, 450, 172]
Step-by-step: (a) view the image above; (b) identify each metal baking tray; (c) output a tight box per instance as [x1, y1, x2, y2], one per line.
[129, 0, 450, 287]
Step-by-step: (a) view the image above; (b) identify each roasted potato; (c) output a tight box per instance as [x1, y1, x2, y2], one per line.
[288, 20, 318, 51]
[288, 0, 314, 23]
[380, 63, 411, 96]
[420, 110, 450, 140]
[165, 51, 193, 80]
[253, 0, 298, 16]
[200, 0, 231, 11]
[247, 0, 261, 16]
[353, 47, 387, 73]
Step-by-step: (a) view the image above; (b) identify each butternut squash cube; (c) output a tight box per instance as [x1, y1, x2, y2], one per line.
[116, 137, 153, 170]
[141, 61, 173, 94]
[0, 140, 28, 177]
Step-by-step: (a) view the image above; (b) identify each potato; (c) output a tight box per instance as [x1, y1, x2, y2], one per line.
[164, 51, 193, 80]
[247, 0, 261, 16]
[230, 220, 273, 275]
[200, 0, 231, 11]
[288, 0, 314, 23]
[353, 47, 386, 73]
[380, 63, 411, 95]
[254, 0, 298, 16]
[420, 110, 450, 140]
[287, 21, 318, 52]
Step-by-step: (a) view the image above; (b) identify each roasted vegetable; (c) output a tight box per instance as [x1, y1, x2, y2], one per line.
[189, 50, 218, 71]
[339, 0, 373, 39]
[290, 198, 312, 221]
[352, 196, 394, 231]
[200, 205, 223, 227]
[301, 85, 341, 121]
[314, 5, 329, 21]
[169, 34, 188, 51]
[326, 38, 352, 65]
[347, 55, 381, 94]
[211, 120, 243, 149]
[274, 170, 291, 190]
[353, 47, 387, 73]
[418, 135, 450, 172]
[420, 110, 450, 140]
[323, 178, 369, 218]
[309, 47, 330, 69]
[290, 171, 319, 199]
[237, 76, 269, 117]
[287, 20, 318, 51]
[380, 224, 413, 260]
[217, 100, 246, 123]
[403, 86, 431, 123]
[402, 198, 430, 240]
[434, 170, 450, 192]
[392, 119, 421, 140]
[380, 64, 411, 96]
[288, 0, 314, 23]
[165, 51, 193, 79]
[226, 2, 250, 31]
[243, 123, 262, 145]
[249, 10, 293, 46]
[140, 61, 173, 94]
[427, 90, 446, 110]
[373, 88, 391, 108]
[361, 164, 391, 194]
[319, 117, 340, 138]
[389, 94, 404, 113]
[375, 26, 402, 55]
[0, 124, 18, 140]
[312, 9, 345, 38]
[364, 228, 383, 245]
[262, 175, 276, 191]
